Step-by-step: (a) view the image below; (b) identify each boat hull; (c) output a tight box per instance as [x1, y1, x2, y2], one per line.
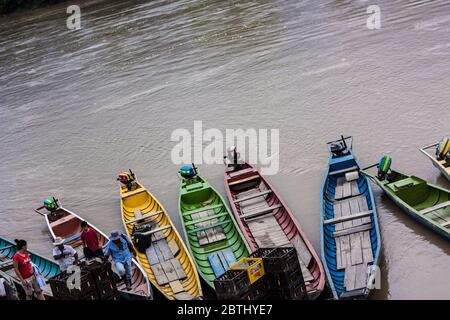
[120, 180, 202, 300]
[178, 173, 250, 289]
[320, 139, 381, 300]
[224, 163, 325, 300]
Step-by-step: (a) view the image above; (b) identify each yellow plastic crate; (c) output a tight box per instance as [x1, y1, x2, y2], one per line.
[230, 258, 265, 284]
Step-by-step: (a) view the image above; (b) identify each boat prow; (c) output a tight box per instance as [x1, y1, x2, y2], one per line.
[420, 142, 450, 182]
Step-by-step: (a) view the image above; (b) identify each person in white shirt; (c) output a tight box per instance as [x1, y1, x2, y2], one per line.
[52, 237, 79, 272]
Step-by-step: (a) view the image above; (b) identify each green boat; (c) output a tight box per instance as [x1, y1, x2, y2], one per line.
[177, 165, 250, 288]
[361, 157, 450, 241]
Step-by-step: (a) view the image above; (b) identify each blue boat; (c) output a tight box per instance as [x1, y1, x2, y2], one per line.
[0, 236, 61, 298]
[320, 136, 381, 299]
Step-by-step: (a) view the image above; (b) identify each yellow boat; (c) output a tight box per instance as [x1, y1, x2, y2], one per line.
[118, 170, 202, 300]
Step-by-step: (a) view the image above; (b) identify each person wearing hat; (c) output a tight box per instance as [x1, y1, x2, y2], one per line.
[103, 230, 135, 290]
[52, 237, 79, 273]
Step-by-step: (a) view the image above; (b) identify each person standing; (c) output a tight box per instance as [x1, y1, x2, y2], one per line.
[80, 221, 103, 259]
[52, 237, 79, 273]
[12, 239, 45, 300]
[104, 230, 135, 290]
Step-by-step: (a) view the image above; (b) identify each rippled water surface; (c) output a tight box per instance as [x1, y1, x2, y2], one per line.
[1, 0, 450, 299]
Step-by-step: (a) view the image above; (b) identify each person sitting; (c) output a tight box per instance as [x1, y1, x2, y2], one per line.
[80, 221, 103, 260]
[103, 230, 135, 291]
[12, 239, 45, 300]
[52, 237, 79, 273]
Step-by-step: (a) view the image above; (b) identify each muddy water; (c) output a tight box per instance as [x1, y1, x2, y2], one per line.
[1, 0, 450, 299]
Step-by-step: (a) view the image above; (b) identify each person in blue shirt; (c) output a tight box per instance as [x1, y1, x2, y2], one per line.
[104, 230, 135, 290]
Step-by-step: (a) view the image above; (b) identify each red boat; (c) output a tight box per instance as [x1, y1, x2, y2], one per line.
[223, 156, 325, 299]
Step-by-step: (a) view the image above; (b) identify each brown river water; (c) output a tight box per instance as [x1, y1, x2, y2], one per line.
[1, 0, 450, 299]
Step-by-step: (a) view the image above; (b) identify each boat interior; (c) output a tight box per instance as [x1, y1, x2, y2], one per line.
[122, 182, 200, 300]
[179, 176, 248, 285]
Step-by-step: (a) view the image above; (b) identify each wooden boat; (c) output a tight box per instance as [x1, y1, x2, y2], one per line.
[178, 165, 250, 288]
[0, 236, 60, 298]
[361, 162, 450, 241]
[34, 200, 152, 300]
[320, 136, 381, 299]
[420, 141, 450, 182]
[224, 159, 325, 299]
[118, 171, 202, 300]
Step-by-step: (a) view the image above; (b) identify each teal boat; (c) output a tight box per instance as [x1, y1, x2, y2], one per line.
[177, 165, 250, 288]
[0, 236, 60, 298]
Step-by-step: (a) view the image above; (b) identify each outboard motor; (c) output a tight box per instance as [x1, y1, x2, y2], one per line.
[179, 165, 197, 180]
[117, 171, 135, 191]
[435, 137, 450, 161]
[377, 155, 392, 180]
[224, 146, 242, 171]
[43, 198, 58, 212]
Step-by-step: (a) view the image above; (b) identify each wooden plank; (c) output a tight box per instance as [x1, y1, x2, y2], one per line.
[339, 235, 351, 269]
[350, 233, 363, 265]
[354, 263, 368, 290]
[174, 292, 194, 300]
[335, 238, 343, 270]
[357, 196, 371, 224]
[145, 244, 160, 265]
[153, 242, 165, 263]
[234, 190, 272, 203]
[126, 210, 162, 225]
[361, 231, 374, 263]
[170, 258, 187, 280]
[333, 202, 343, 231]
[329, 166, 359, 176]
[292, 235, 312, 266]
[168, 239, 180, 256]
[208, 253, 226, 278]
[153, 263, 169, 286]
[324, 211, 372, 225]
[344, 265, 357, 291]
[169, 280, 184, 294]
[349, 198, 363, 227]
[157, 239, 174, 261]
[141, 225, 171, 236]
[240, 204, 282, 220]
[340, 200, 353, 230]
[333, 224, 372, 238]
[335, 177, 344, 200]
[420, 200, 450, 214]
[160, 260, 179, 282]
[351, 181, 360, 197]
[342, 182, 352, 199]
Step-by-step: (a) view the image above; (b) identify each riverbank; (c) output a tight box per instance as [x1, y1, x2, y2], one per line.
[0, 0, 66, 15]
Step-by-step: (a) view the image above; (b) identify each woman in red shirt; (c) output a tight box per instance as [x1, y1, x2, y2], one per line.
[12, 239, 45, 300]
